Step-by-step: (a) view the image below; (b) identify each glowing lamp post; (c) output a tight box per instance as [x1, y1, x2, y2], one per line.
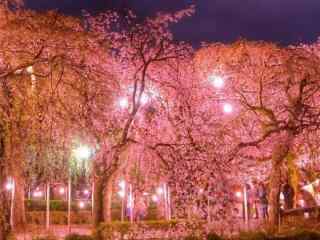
[59, 187, 65, 195]
[68, 144, 92, 233]
[83, 189, 89, 195]
[235, 191, 242, 198]
[119, 97, 129, 109]
[223, 103, 233, 114]
[156, 187, 164, 195]
[79, 201, 85, 209]
[5, 178, 15, 227]
[5, 182, 13, 191]
[209, 75, 225, 89]
[118, 180, 126, 221]
[33, 190, 43, 198]
[74, 146, 91, 160]
[152, 195, 159, 202]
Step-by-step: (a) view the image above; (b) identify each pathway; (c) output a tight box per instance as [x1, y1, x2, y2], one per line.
[15, 225, 92, 240]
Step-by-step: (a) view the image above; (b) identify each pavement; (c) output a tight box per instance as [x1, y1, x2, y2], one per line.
[15, 225, 92, 240]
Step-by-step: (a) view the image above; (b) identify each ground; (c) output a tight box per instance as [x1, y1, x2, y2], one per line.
[15, 225, 91, 240]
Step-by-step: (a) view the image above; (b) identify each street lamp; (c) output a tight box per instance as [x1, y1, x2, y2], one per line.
[5, 182, 14, 191]
[156, 186, 164, 195]
[119, 97, 129, 109]
[119, 180, 126, 189]
[68, 144, 92, 233]
[152, 195, 159, 202]
[235, 191, 242, 198]
[79, 201, 85, 209]
[33, 190, 43, 198]
[223, 103, 233, 114]
[209, 75, 224, 89]
[118, 180, 126, 221]
[59, 187, 65, 195]
[83, 189, 89, 195]
[5, 178, 15, 227]
[73, 145, 91, 160]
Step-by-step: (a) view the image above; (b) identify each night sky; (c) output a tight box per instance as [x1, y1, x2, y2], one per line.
[25, 0, 320, 47]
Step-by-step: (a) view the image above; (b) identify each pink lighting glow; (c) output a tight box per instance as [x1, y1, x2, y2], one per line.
[235, 191, 242, 198]
[119, 180, 126, 189]
[83, 189, 89, 195]
[223, 103, 233, 114]
[5, 182, 13, 191]
[156, 187, 163, 195]
[59, 187, 65, 195]
[79, 201, 85, 209]
[209, 75, 224, 89]
[119, 97, 129, 109]
[33, 191, 43, 198]
[74, 145, 91, 160]
[152, 195, 159, 202]
[118, 190, 125, 198]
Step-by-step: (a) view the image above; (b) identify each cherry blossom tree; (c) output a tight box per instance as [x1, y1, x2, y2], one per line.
[84, 6, 195, 225]
[0, 6, 114, 236]
[195, 40, 320, 226]
[134, 57, 241, 224]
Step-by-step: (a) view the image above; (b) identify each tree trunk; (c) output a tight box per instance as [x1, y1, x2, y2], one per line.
[103, 175, 114, 222]
[268, 134, 292, 228]
[12, 171, 26, 230]
[93, 175, 104, 227]
[269, 153, 282, 227]
[0, 180, 10, 240]
[0, 124, 10, 240]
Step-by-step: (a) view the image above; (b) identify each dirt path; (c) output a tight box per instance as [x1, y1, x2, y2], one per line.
[16, 225, 92, 240]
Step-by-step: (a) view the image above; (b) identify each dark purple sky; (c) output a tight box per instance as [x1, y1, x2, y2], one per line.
[25, 0, 320, 47]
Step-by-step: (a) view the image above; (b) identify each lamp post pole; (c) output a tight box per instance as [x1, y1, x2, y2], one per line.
[167, 187, 171, 220]
[91, 181, 94, 218]
[129, 184, 133, 223]
[243, 185, 249, 229]
[46, 183, 50, 230]
[121, 194, 125, 222]
[68, 172, 72, 233]
[9, 179, 15, 227]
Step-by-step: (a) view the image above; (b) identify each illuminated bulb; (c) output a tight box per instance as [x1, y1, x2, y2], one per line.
[199, 188, 204, 194]
[5, 182, 13, 191]
[209, 75, 224, 89]
[152, 195, 159, 202]
[143, 192, 149, 196]
[33, 191, 43, 198]
[83, 189, 89, 195]
[59, 187, 65, 195]
[118, 190, 125, 198]
[235, 191, 242, 198]
[26, 66, 34, 74]
[119, 180, 126, 189]
[74, 145, 91, 160]
[119, 98, 129, 109]
[223, 103, 233, 114]
[280, 192, 284, 201]
[156, 187, 163, 195]
[79, 201, 85, 209]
